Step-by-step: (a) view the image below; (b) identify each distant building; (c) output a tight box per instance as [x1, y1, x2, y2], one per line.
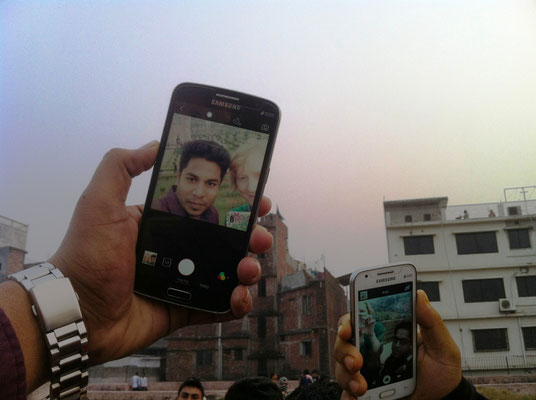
[165, 211, 348, 381]
[0, 215, 28, 282]
[383, 195, 536, 373]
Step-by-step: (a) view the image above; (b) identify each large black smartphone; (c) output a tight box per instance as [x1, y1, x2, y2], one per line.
[135, 83, 280, 313]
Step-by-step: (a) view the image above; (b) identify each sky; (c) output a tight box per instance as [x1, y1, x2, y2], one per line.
[1, 1, 536, 277]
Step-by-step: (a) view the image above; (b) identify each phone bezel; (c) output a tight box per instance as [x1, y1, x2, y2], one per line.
[134, 83, 280, 313]
[350, 263, 417, 400]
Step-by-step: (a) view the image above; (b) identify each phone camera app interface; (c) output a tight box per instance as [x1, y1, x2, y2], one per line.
[358, 282, 413, 389]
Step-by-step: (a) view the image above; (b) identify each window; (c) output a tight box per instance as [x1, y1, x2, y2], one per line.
[258, 277, 266, 297]
[472, 329, 509, 351]
[462, 278, 505, 302]
[234, 349, 243, 361]
[516, 276, 536, 297]
[405, 215, 413, 222]
[508, 229, 531, 249]
[455, 232, 498, 254]
[424, 213, 432, 221]
[258, 316, 266, 338]
[417, 281, 440, 301]
[302, 295, 312, 315]
[403, 235, 435, 255]
[196, 350, 212, 366]
[522, 327, 536, 350]
[507, 206, 521, 216]
[300, 341, 312, 357]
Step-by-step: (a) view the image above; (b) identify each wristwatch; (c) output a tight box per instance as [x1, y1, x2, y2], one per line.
[9, 262, 89, 400]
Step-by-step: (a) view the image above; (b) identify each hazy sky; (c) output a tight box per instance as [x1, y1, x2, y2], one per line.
[2, 1, 536, 277]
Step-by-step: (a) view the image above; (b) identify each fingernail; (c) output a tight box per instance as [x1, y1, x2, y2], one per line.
[139, 140, 159, 149]
[348, 380, 360, 394]
[344, 355, 355, 371]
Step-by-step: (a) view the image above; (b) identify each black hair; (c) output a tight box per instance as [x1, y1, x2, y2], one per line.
[225, 377, 283, 400]
[303, 369, 309, 374]
[286, 381, 343, 400]
[178, 377, 205, 398]
[394, 320, 412, 336]
[179, 139, 231, 181]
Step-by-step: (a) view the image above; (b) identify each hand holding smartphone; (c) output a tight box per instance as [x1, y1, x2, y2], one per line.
[135, 83, 280, 313]
[350, 263, 417, 399]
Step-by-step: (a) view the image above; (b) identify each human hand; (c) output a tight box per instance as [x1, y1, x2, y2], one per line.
[335, 290, 462, 400]
[49, 142, 273, 365]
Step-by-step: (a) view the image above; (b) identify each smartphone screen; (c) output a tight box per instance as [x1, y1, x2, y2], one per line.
[351, 264, 416, 399]
[135, 83, 279, 313]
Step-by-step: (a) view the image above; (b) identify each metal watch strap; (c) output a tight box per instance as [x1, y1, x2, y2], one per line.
[9, 262, 89, 400]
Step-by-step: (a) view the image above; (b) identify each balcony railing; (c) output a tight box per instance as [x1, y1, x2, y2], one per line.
[462, 355, 536, 375]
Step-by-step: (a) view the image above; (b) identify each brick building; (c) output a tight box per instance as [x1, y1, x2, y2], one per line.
[166, 211, 348, 381]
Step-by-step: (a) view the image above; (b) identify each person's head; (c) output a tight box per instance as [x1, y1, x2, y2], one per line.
[270, 372, 278, 381]
[285, 381, 343, 400]
[176, 140, 231, 218]
[177, 377, 205, 400]
[229, 140, 264, 205]
[225, 377, 283, 400]
[311, 369, 319, 378]
[392, 321, 412, 359]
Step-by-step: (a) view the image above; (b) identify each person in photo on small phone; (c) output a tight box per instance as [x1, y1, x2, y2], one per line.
[335, 290, 488, 400]
[379, 320, 412, 384]
[358, 301, 385, 387]
[152, 139, 231, 223]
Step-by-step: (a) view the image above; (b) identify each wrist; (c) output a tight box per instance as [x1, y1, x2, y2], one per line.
[0, 280, 48, 393]
[8, 263, 89, 399]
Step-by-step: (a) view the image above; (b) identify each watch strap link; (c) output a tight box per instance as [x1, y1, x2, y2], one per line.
[10, 263, 89, 400]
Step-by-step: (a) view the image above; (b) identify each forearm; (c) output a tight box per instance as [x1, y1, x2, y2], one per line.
[0, 281, 48, 394]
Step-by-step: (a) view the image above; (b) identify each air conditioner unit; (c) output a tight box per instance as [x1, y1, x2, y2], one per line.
[499, 298, 516, 313]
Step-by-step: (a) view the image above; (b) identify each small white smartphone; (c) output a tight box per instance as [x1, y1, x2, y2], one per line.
[349, 263, 417, 400]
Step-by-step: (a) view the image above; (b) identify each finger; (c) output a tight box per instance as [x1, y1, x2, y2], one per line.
[335, 315, 362, 374]
[258, 196, 272, 217]
[336, 363, 367, 398]
[337, 314, 353, 341]
[84, 141, 159, 205]
[236, 257, 261, 286]
[230, 285, 253, 318]
[249, 225, 273, 254]
[416, 290, 458, 356]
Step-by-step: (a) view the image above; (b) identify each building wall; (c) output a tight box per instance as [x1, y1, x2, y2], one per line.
[387, 216, 536, 271]
[385, 198, 536, 365]
[164, 211, 347, 381]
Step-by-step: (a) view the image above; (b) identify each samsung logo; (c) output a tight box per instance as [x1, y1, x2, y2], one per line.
[376, 277, 396, 283]
[211, 99, 241, 110]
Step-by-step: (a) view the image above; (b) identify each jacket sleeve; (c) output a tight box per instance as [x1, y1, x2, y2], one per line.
[0, 306, 27, 400]
[441, 377, 488, 400]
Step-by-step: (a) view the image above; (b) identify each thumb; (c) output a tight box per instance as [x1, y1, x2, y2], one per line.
[416, 290, 457, 357]
[84, 141, 159, 205]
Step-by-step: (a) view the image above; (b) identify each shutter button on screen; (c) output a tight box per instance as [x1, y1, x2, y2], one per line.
[178, 259, 195, 276]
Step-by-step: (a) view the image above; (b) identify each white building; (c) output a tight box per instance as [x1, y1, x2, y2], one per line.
[384, 196, 536, 373]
